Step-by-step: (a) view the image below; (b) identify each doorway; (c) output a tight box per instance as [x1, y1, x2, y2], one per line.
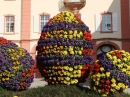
[35, 51, 43, 78]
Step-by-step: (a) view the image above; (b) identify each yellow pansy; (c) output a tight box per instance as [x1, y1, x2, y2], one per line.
[74, 79, 78, 84]
[111, 78, 116, 83]
[117, 59, 121, 62]
[63, 35, 68, 38]
[96, 73, 101, 78]
[100, 67, 105, 72]
[77, 34, 81, 38]
[63, 31, 68, 35]
[70, 51, 74, 55]
[53, 31, 57, 34]
[92, 77, 96, 81]
[125, 85, 128, 89]
[81, 47, 83, 50]
[11, 57, 14, 60]
[126, 71, 130, 75]
[97, 78, 100, 81]
[75, 21, 78, 24]
[126, 52, 129, 55]
[123, 54, 127, 57]
[108, 56, 113, 60]
[63, 51, 68, 55]
[113, 56, 117, 60]
[127, 56, 130, 60]
[115, 86, 120, 90]
[74, 30, 77, 34]
[69, 30, 73, 34]
[123, 58, 127, 62]
[69, 47, 73, 51]
[78, 51, 82, 55]
[98, 89, 101, 93]
[2, 78, 5, 81]
[101, 73, 105, 78]
[120, 50, 125, 53]
[111, 83, 116, 87]
[79, 31, 83, 36]
[106, 72, 110, 77]
[122, 84, 126, 89]
[110, 88, 116, 92]
[102, 94, 107, 97]
[73, 34, 77, 38]
[93, 86, 97, 91]
[95, 81, 99, 85]
[95, 60, 99, 62]
[69, 35, 73, 39]
[5, 78, 9, 80]
[4, 70, 8, 72]
[122, 68, 126, 73]
[123, 63, 128, 67]
[112, 60, 117, 65]
[117, 64, 123, 69]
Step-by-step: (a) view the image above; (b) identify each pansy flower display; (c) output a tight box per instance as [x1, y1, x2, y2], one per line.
[0, 37, 36, 90]
[36, 11, 93, 85]
[89, 50, 130, 96]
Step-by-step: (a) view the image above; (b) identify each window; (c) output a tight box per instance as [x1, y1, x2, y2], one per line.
[40, 15, 49, 32]
[101, 13, 112, 32]
[95, 12, 118, 32]
[97, 44, 115, 58]
[5, 16, 14, 32]
[33, 13, 50, 33]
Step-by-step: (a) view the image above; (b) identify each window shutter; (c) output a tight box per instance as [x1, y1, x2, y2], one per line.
[0, 15, 4, 33]
[81, 14, 87, 25]
[95, 14, 101, 32]
[15, 15, 20, 34]
[112, 13, 118, 31]
[33, 15, 39, 33]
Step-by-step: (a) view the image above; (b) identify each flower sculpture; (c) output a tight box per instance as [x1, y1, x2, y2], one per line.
[89, 50, 130, 96]
[0, 37, 36, 90]
[36, 11, 93, 85]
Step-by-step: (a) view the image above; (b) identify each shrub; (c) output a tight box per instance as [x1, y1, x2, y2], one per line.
[0, 37, 36, 90]
[89, 50, 130, 96]
[36, 11, 93, 85]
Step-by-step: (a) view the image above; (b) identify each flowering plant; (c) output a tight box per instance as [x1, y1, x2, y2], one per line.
[36, 11, 93, 85]
[0, 37, 36, 90]
[89, 50, 130, 96]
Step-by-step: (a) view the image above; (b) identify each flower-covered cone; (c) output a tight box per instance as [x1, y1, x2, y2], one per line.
[0, 37, 36, 90]
[89, 50, 130, 96]
[36, 11, 93, 85]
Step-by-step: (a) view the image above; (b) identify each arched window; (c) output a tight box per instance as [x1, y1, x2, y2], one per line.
[97, 44, 115, 58]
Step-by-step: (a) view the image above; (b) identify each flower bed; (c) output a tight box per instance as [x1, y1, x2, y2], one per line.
[89, 50, 130, 96]
[0, 37, 36, 90]
[36, 11, 93, 85]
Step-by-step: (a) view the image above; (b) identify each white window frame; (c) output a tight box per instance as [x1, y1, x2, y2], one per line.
[5, 16, 15, 33]
[95, 12, 118, 32]
[101, 14, 112, 32]
[40, 15, 50, 32]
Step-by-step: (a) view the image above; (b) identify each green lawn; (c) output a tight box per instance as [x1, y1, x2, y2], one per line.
[0, 85, 130, 97]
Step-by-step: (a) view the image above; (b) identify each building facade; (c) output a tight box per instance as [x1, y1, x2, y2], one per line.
[0, 0, 130, 77]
